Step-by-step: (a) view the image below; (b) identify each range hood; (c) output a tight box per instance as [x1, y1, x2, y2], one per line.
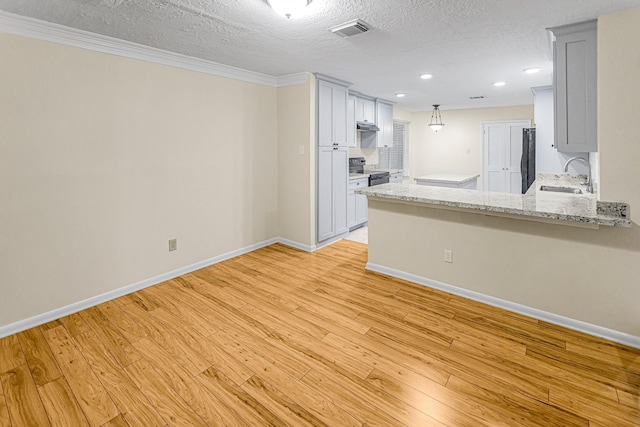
[357, 121, 380, 132]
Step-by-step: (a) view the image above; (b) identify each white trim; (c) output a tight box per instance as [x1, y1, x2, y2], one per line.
[365, 262, 640, 350]
[276, 73, 310, 87]
[277, 237, 316, 253]
[0, 236, 315, 338]
[0, 10, 306, 88]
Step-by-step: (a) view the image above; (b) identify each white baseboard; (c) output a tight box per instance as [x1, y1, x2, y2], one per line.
[366, 262, 640, 350]
[276, 238, 316, 252]
[0, 237, 294, 339]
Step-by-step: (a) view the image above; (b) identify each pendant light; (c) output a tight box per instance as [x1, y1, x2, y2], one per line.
[268, 0, 313, 19]
[429, 104, 444, 133]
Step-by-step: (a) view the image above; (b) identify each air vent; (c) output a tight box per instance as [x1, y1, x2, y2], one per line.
[329, 19, 371, 37]
[469, 96, 486, 100]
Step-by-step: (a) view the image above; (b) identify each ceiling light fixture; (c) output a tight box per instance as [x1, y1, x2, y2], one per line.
[524, 67, 541, 74]
[395, 93, 406, 98]
[420, 74, 433, 80]
[267, 0, 313, 19]
[429, 104, 444, 133]
[493, 81, 506, 87]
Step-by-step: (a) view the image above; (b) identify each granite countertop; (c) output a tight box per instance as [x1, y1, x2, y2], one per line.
[349, 173, 370, 180]
[363, 168, 404, 174]
[414, 174, 480, 184]
[357, 173, 631, 228]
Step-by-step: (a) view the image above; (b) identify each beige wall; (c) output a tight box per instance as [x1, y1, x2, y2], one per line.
[367, 8, 640, 339]
[277, 77, 315, 246]
[598, 7, 640, 222]
[0, 34, 280, 327]
[409, 105, 534, 189]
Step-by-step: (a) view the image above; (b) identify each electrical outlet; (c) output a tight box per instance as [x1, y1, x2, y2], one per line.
[169, 238, 177, 252]
[444, 249, 453, 263]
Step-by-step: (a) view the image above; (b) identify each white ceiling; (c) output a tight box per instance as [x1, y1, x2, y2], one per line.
[2, 0, 640, 111]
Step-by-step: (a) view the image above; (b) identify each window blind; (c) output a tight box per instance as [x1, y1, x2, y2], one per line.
[379, 121, 408, 172]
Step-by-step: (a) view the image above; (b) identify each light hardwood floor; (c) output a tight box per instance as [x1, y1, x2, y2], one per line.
[0, 240, 638, 426]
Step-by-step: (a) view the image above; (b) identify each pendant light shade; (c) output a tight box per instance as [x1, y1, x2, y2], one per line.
[268, 0, 313, 19]
[429, 104, 444, 133]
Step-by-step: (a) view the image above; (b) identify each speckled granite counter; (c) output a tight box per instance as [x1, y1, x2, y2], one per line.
[357, 173, 631, 228]
[349, 173, 370, 181]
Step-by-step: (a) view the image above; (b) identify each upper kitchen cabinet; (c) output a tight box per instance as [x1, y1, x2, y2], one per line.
[549, 20, 597, 152]
[361, 99, 393, 149]
[376, 100, 393, 148]
[347, 94, 357, 148]
[317, 77, 349, 147]
[356, 96, 376, 123]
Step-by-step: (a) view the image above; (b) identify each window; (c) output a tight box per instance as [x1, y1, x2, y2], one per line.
[379, 120, 409, 174]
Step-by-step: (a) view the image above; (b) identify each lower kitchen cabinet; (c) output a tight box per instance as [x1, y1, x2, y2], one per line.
[389, 172, 403, 183]
[318, 146, 349, 242]
[348, 178, 368, 229]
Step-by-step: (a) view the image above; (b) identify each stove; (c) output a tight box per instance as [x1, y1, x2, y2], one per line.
[349, 157, 390, 186]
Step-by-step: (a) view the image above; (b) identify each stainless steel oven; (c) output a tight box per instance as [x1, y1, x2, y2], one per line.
[349, 157, 389, 186]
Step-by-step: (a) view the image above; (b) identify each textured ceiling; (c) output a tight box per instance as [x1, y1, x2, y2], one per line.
[2, 0, 640, 111]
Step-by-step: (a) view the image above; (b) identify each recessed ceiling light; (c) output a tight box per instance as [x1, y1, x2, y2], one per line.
[493, 81, 506, 87]
[395, 93, 406, 98]
[420, 74, 433, 80]
[524, 67, 542, 74]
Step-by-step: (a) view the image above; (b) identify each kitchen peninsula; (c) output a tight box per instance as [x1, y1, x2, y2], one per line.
[357, 173, 638, 348]
[359, 174, 630, 228]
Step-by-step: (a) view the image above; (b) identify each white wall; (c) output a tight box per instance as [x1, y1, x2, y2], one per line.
[409, 105, 534, 189]
[0, 33, 280, 328]
[366, 8, 640, 339]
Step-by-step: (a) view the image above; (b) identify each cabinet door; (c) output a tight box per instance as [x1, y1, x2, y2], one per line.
[333, 85, 348, 147]
[363, 99, 376, 123]
[390, 173, 403, 183]
[318, 81, 334, 147]
[346, 95, 357, 147]
[376, 102, 393, 148]
[355, 193, 368, 224]
[552, 20, 597, 152]
[333, 147, 349, 235]
[347, 188, 356, 228]
[317, 147, 334, 241]
[355, 97, 365, 122]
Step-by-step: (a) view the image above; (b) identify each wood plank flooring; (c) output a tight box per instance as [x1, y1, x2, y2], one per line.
[0, 240, 638, 426]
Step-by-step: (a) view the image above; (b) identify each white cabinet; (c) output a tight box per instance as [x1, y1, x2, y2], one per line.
[389, 172, 403, 183]
[356, 97, 375, 123]
[318, 147, 349, 241]
[361, 99, 394, 149]
[346, 95, 357, 148]
[348, 178, 368, 229]
[318, 79, 348, 148]
[317, 75, 350, 243]
[549, 20, 597, 152]
[376, 101, 393, 148]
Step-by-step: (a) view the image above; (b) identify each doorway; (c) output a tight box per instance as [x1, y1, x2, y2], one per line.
[482, 120, 531, 193]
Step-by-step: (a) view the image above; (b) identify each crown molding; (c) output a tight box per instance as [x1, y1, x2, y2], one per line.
[0, 10, 306, 88]
[276, 72, 311, 87]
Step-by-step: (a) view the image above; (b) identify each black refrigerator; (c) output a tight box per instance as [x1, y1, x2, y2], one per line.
[521, 128, 536, 194]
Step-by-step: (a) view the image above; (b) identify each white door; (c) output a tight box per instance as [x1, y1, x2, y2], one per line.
[483, 120, 530, 193]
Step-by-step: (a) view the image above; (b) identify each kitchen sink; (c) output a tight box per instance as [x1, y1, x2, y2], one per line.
[539, 185, 583, 194]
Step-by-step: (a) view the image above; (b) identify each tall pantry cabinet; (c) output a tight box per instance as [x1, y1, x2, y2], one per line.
[316, 75, 350, 243]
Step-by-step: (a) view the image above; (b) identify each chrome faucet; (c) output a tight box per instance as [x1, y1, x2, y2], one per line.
[563, 157, 592, 193]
